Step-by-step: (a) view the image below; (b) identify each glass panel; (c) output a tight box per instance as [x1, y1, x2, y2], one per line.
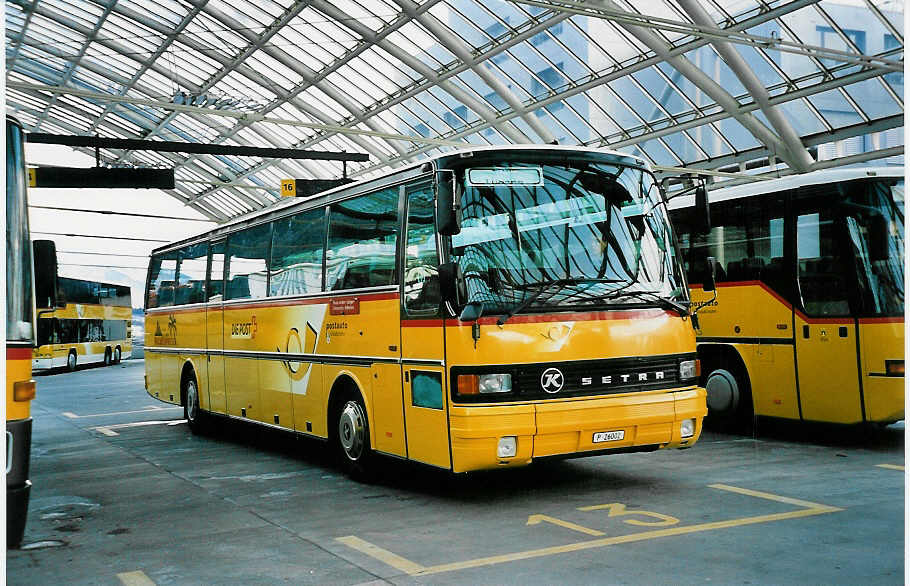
[844, 179, 904, 316]
[326, 188, 399, 291]
[447, 155, 684, 317]
[412, 371, 443, 409]
[796, 201, 851, 317]
[226, 223, 272, 300]
[176, 243, 208, 305]
[147, 251, 178, 309]
[6, 119, 33, 342]
[208, 242, 226, 303]
[269, 209, 325, 296]
[404, 183, 439, 314]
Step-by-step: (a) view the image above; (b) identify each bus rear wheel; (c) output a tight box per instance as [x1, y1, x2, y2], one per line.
[113, 346, 121, 363]
[104, 348, 112, 366]
[335, 395, 374, 481]
[66, 350, 77, 372]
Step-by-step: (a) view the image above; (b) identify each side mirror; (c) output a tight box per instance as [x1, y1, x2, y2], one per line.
[703, 255, 717, 292]
[33, 239, 60, 309]
[436, 170, 462, 236]
[869, 215, 890, 262]
[694, 185, 711, 235]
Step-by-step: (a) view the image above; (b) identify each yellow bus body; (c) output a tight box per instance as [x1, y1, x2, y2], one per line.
[146, 296, 705, 473]
[33, 303, 132, 370]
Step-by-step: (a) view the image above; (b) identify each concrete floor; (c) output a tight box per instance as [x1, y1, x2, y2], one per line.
[7, 359, 905, 585]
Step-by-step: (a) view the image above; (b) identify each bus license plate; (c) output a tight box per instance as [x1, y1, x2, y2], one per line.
[593, 430, 624, 443]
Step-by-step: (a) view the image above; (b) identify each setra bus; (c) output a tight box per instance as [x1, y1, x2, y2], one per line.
[6, 116, 37, 546]
[671, 168, 904, 426]
[144, 146, 709, 476]
[32, 241, 132, 372]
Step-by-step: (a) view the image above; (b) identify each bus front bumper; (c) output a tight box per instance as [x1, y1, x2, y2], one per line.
[449, 387, 707, 473]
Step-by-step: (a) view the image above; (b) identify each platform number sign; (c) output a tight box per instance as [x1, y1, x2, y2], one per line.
[281, 178, 296, 197]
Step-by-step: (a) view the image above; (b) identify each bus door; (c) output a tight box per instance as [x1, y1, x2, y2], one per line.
[399, 181, 451, 469]
[206, 240, 227, 413]
[793, 197, 863, 424]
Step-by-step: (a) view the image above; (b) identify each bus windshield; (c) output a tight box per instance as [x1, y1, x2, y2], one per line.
[845, 178, 904, 317]
[6, 118, 34, 343]
[448, 161, 684, 316]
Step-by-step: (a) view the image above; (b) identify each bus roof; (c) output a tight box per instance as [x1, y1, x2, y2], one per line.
[153, 145, 648, 255]
[668, 166, 905, 210]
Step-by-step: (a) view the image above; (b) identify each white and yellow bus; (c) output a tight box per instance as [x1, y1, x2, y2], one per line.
[7, 115, 37, 546]
[32, 255, 132, 372]
[671, 168, 904, 427]
[145, 146, 708, 476]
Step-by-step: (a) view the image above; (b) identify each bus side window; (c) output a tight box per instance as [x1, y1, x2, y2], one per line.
[208, 242, 226, 303]
[177, 243, 209, 305]
[269, 209, 325, 297]
[147, 252, 178, 308]
[326, 187, 399, 291]
[404, 183, 440, 314]
[226, 223, 272, 301]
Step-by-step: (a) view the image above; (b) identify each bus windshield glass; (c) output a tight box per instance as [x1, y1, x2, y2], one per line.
[845, 178, 904, 316]
[6, 119, 34, 343]
[449, 161, 684, 315]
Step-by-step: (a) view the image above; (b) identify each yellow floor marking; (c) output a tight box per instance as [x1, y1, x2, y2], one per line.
[336, 536, 427, 574]
[92, 420, 186, 437]
[64, 406, 181, 419]
[117, 570, 157, 586]
[708, 483, 842, 511]
[337, 484, 843, 577]
[527, 514, 605, 536]
[876, 464, 904, 471]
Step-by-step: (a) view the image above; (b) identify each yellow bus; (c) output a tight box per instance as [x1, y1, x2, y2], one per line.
[6, 116, 37, 546]
[32, 246, 133, 372]
[145, 146, 708, 476]
[671, 168, 904, 427]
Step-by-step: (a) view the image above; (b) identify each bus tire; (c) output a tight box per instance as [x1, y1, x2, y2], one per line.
[333, 393, 374, 481]
[67, 350, 77, 372]
[104, 348, 112, 366]
[183, 374, 205, 434]
[113, 346, 122, 363]
[704, 360, 753, 430]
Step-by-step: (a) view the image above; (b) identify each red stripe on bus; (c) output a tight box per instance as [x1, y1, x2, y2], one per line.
[146, 291, 400, 313]
[859, 317, 905, 324]
[6, 347, 32, 360]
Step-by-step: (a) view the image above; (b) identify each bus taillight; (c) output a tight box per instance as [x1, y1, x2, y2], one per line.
[13, 380, 36, 402]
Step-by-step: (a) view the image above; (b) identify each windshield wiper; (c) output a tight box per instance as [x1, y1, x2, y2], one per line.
[497, 278, 624, 326]
[600, 289, 689, 316]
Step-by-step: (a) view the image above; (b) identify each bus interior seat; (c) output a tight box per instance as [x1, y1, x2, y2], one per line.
[227, 275, 251, 299]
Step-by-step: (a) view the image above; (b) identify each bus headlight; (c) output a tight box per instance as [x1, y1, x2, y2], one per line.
[479, 374, 512, 394]
[680, 418, 696, 438]
[679, 359, 699, 382]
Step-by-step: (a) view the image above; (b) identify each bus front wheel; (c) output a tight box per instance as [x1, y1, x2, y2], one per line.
[66, 350, 77, 372]
[335, 396, 374, 480]
[104, 348, 112, 366]
[705, 365, 752, 430]
[183, 376, 205, 434]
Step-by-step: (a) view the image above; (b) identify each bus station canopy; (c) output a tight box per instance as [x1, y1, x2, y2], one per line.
[5, 0, 904, 222]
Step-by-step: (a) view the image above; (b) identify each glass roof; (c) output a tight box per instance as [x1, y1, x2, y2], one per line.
[5, 0, 904, 222]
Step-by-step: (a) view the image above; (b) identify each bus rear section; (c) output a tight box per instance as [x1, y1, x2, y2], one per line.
[672, 169, 904, 426]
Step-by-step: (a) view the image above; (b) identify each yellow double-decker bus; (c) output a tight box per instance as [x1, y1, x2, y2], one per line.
[145, 146, 708, 476]
[671, 168, 904, 427]
[7, 116, 37, 547]
[31, 245, 132, 372]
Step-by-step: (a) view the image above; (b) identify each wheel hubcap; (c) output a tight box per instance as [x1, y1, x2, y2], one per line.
[186, 381, 198, 421]
[338, 401, 365, 461]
